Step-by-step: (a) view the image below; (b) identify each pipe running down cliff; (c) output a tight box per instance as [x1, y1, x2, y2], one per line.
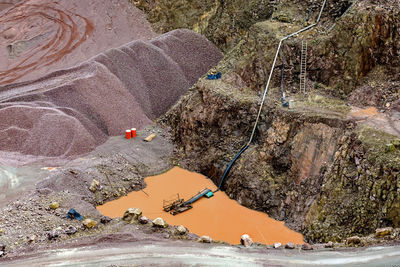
[216, 0, 328, 192]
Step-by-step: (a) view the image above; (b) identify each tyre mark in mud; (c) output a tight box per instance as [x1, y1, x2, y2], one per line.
[0, 0, 93, 85]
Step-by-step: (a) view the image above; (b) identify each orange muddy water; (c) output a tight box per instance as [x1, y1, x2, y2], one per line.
[97, 167, 304, 245]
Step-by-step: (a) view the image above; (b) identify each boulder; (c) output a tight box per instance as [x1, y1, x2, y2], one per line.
[0, 242, 5, 251]
[285, 242, 295, 249]
[48, 227, 63, 240]
[64, 225, 77, 235]
[138, 216, 149, 224]
[177, 225, 187, 235]
[28, 235, 36, 243]
[100, 216, 111, 224]
[345, 236, 361, 246]
[198, 235, 212, 243]
[152, 217, 167, 228]
[49, 202, 59, 209]
[123, 208, 142, 222]
[89, 179, 100, 192]
[83, 219, 97, 229]
[375, 227, 393, 238]
[240, 234, 253, 247]
[273, 242, 282, 249]
[301, 243, 313, 250]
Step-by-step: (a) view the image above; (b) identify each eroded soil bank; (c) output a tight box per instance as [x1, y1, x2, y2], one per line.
[97, 167, 304, 245]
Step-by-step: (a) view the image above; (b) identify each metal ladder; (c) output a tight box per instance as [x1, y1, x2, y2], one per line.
[300, 41, 307, 93]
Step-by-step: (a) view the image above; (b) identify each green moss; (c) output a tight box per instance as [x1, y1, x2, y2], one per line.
[357, 126, 400, 168]
[295, 93, 351, 115]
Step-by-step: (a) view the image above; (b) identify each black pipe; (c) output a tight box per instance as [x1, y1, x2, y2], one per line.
[214, 144, 249, 193]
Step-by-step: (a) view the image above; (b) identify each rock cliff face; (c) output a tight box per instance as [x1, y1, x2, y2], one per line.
[151, 0, 400, 242]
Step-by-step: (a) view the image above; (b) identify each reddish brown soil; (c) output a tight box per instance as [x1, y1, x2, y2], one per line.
[348, 106, 400, 137]
[97, 167, 304, 245]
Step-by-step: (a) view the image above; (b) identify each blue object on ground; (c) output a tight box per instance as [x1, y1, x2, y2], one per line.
[67, 208, 83, 221]
[207, 72, 222, 80]
[282, 101, 289, 107]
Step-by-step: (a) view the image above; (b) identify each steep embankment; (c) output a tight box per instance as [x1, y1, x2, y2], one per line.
[0, 29, 223, 164]
[162, 0, 400, 244]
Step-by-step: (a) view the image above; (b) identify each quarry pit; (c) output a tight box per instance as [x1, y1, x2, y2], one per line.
[1, 0, 400, 265]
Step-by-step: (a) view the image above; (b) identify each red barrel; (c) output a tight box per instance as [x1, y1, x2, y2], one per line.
[125, 130, 131, 139]
[131, 128, 137, 138]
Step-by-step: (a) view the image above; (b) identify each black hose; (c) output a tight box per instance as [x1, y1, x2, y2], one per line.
[305, 0, 316, 22]
[280, 41, 285, 101]
[214, 144, 249, 193]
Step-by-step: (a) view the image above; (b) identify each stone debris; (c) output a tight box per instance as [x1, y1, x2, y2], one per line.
[83, 219, 97, 229]
[27, 235, 36, 243]
[100, 216, 111, 224]
[324, 241, 334, 248]
[198, 235, 212, 243]
[123, 208, 142, 222]
[273, 242, 282, 249]
[301, 243, 313, 250]
[0, 29, 222, 163]
[152, 217, 167, 228]
[89, 179, 100, 192]
[0, 243, 4, 257]
[285, 242, 295, 249]
[48, 227, 63, 240]
[65, 225, 78, 235]
[176, 225, 187, 235]
[346, 236, 361, 246]
[375, 227, 393, 238]
[138, 216, 149, 224]
[240, 234, 253, 247]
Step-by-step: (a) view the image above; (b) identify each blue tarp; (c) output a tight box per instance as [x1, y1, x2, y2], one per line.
[67, 208, 83, 221]
[207, 72, 221, 80]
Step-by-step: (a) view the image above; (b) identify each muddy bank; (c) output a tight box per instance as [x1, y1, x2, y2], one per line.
[0, 127, 176, 258]
[97, 167, 304, 245]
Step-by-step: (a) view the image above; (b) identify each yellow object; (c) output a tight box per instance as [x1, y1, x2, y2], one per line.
[50, 202, 59, 209]
[144, 133, 156, 142]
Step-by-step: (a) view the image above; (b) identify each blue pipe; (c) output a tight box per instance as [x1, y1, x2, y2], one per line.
[184, 189, 212, 205]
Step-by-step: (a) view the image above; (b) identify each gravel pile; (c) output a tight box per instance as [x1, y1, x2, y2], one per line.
[0, 29, 223, 159]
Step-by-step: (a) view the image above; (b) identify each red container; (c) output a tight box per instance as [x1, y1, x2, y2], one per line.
[131, 128, 137, 138]
[125, 130, 131, 139]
